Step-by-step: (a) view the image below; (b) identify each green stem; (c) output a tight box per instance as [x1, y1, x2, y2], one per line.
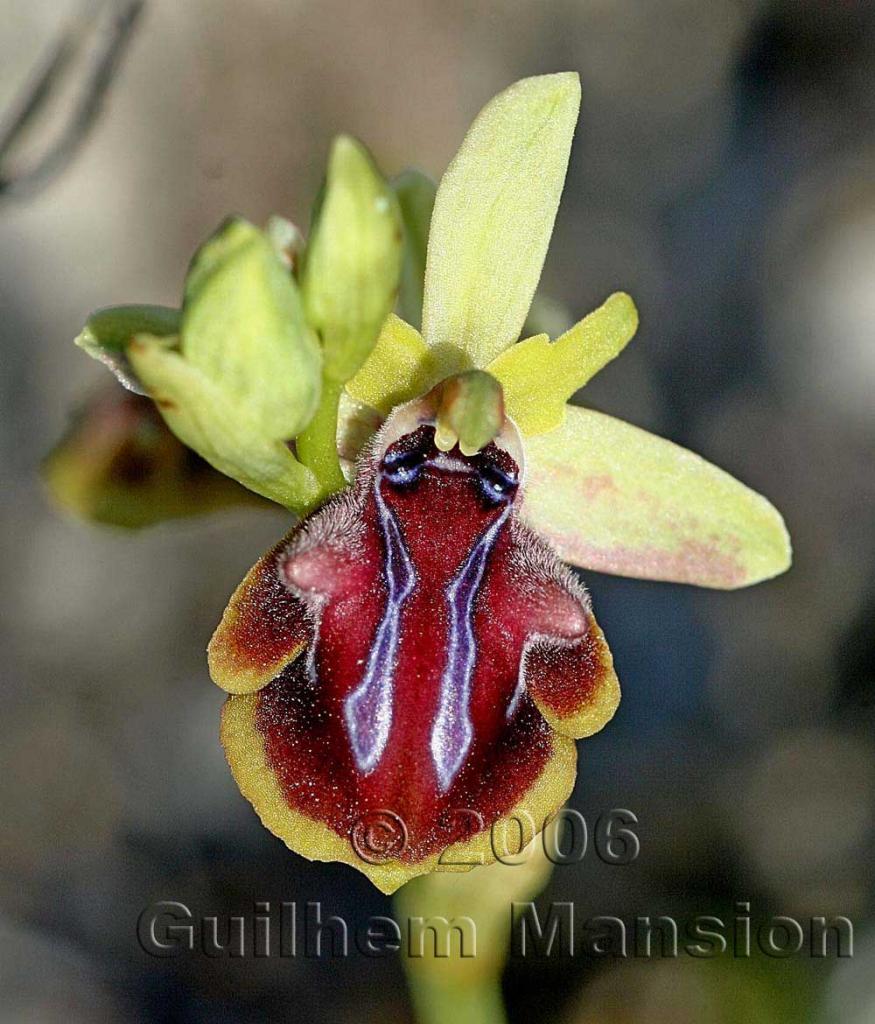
[395, 879, 510, 1024]
[295, 375, 347, 499]
[404, 971, 508, 1024]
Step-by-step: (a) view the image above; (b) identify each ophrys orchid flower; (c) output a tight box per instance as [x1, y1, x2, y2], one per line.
[55, 74, 790, 893]
[206, 74, 790, 892]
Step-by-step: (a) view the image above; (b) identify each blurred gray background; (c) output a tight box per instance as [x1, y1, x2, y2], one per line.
[0, 1, 874, 1021]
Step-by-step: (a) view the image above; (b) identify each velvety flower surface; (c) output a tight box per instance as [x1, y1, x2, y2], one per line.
[208, 73, 791, 891]
[212, 394, 618, 891]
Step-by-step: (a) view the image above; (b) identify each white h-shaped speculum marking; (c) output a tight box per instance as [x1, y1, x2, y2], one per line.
[344, 467, 511, 790]
[430, 505, 510, 791]
[343, 479, 416, 774]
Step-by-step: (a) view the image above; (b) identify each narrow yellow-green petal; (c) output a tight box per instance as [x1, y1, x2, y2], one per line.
[522, 406, 791, 589]
[488, 292, 638, 436]
[422, 73, 581, 369]
[345, 313, 439, 415]
[128, 334, 320, 513]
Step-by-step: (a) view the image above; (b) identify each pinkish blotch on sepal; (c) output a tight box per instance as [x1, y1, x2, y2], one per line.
[212, 390, 619, 891]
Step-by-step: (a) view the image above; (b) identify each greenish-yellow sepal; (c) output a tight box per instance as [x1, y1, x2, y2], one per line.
[522, 405, 792, 589]
[422, 72, 581, 368]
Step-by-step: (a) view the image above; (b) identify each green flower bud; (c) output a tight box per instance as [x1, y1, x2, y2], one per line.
[127, 333, 320, 512]
[74, 304, 181, 392]
[392, 169, 436, 330]
[300, 135, 403, 384]
[42, 387, 266, 529]
[182, 216, 321, 440]
[265, 214, 304, 270]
